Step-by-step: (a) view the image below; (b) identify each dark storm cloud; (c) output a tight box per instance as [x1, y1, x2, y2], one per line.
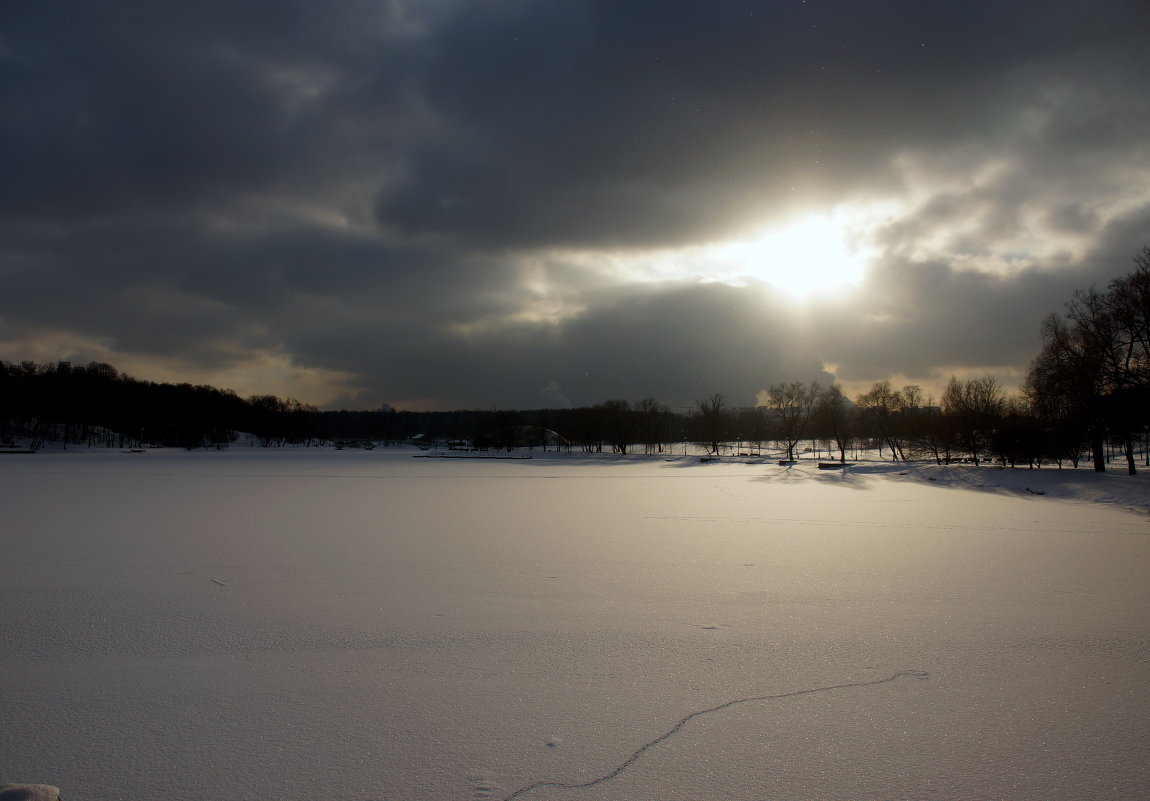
[2, 0, 1148, 409]
[0, 0, 429, 219]
[818, 258, 1072, 381]
[374, 0, 1145, 249]
[279, 280, 828, 410]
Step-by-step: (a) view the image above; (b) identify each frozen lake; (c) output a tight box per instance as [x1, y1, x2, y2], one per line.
[2, 448, 1147, 800]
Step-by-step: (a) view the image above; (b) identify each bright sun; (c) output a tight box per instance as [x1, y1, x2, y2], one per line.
[617, 206, 882, 299]
[723, 213, 872, 298]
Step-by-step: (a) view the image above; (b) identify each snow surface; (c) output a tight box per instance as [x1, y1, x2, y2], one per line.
[1, 448, 1147, 800]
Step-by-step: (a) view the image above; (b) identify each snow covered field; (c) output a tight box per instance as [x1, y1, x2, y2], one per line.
[2, 448, 1147, 800]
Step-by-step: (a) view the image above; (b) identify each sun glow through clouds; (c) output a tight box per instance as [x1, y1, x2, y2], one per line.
[615, 206, 886, 299]
[725, 212, 874, 298]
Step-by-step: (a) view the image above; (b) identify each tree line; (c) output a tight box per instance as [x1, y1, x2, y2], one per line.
[0, 361, 319, 450]
[1024, 246, 1150, 475]
[3, 248, 1147, 472]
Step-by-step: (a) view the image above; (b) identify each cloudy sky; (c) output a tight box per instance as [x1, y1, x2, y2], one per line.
[3, 1, 1148, 411]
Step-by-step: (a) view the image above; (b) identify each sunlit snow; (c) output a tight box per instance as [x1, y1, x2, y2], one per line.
[2, 448, 1147, 800]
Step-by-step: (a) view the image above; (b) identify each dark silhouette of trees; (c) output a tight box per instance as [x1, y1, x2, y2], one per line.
[991, 397, 1043, 468]
[907, 397, 952, 465]
[763, 381, 821, 461]
[1025, 247, 1149, 473]
[730, 405, 768, 457]
[812, 383, 855, 463]
[244, 395, 320, 447]
[600, 399, 634, 454]
[855, 380, 910, 461]
[1025, 314, 1106, 470]
[941, 376, 1005, 466]
[568, 405, 605, 453]
[0, 360, 314, 449]
[636, 397, 671, 454]
[696, 393, 726, 455]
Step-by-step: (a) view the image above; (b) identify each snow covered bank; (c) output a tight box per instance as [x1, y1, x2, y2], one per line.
[823, 458, 1150, 516]
[1, 449, 1147, 800]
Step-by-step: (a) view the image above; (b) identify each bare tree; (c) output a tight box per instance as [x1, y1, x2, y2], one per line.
[1025, 248, 1150, 476]
[941, 376, 1005, 465]
[909, 394, 953, 464]
[601, 399, 633, 454]
[813, 383, 855, 463]
[1099, 250, 1150, 471]
[696, 393, 726, 455]
[1025, 313, 1104, 469]
[636, 397, 669, 454]
[855, 379, 908, 461]
[1107, 247, 1150, 378]
[894, 384, 948, 462]
[763, 381, 822, 460]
